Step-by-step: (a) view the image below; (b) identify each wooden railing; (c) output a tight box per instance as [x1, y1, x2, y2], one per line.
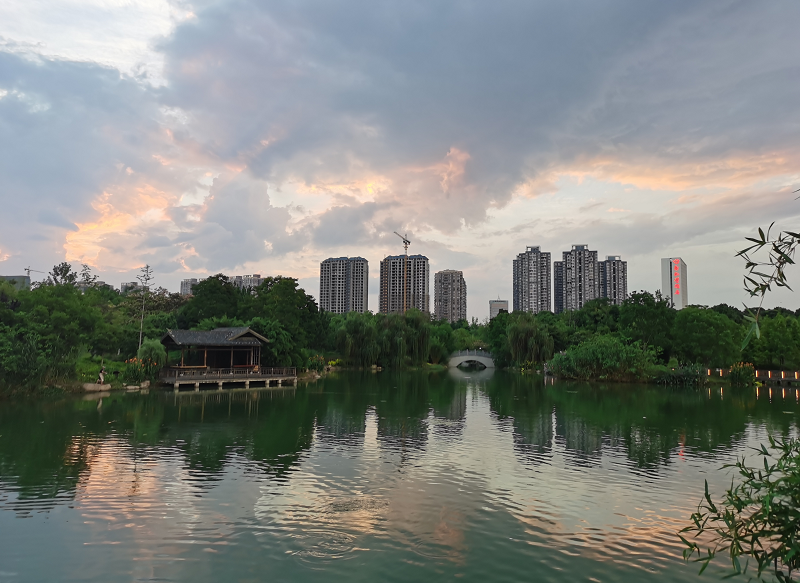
[707, 368, 800, 382]
[160, 366, 296, 380]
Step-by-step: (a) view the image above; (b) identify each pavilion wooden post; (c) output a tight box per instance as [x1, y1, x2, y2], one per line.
[181, 349, 185, 366]
[204, 349, 207, 368]
[230, 346, 234, 367]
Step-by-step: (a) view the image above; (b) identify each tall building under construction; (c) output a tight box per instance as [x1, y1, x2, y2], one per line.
[379, 254, 430, 314]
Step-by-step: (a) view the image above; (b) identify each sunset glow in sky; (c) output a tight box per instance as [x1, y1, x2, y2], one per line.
[1, 0, 799, 317]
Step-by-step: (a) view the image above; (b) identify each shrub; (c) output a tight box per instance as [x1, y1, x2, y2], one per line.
[651, 363, 705, 386]
[307, 354, 325, 373]
[137, 338, 167, 369]
[729, 362, 756, 386]
[548, 335, 655, 382]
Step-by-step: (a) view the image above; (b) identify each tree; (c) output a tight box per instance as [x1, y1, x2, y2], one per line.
[742, 314, 800, 369]
[245, 277, 324, 348]
[136, 265, 154, 349]
[619, 291, 675, 359]
[178, 274, 239, 328]
[507, 313, 554, 366]
[79, 264, 98, 285]
[737, 222, 800, 348]
[671, 307, 741, 367]
[247, 317, 300, 366]
[47, 262, 77, 286]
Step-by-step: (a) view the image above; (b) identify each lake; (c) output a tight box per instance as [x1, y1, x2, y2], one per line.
[0, 370, 798, 582]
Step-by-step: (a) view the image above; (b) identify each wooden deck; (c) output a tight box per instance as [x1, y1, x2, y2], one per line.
[161, 366, 297, 392]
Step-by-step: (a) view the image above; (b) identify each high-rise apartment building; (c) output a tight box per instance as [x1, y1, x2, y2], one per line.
[489, 299, 508, 319]
[598, 256, 628, 305]
[319, 257, 369, 314]
[121, 281, 142, 294]
[512, 246, 551, 313]
[232, 274, 264, 290]
[379, 254, 429, 314]
[434, 270, 467, 323]
[661, 257, 688, 309]
[553, 245, 599, 313]
[180, 278, 200, 296]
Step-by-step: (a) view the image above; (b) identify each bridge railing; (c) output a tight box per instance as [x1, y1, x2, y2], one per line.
[450, 349, 494, 359]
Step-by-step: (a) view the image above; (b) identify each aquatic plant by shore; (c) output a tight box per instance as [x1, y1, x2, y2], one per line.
[681, 436, 800, 582]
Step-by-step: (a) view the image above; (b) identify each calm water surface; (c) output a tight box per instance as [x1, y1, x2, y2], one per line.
[1, 370, 798, 582]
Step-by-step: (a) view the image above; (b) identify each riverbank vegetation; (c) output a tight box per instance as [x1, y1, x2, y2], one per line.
[1, 262, 798, 393]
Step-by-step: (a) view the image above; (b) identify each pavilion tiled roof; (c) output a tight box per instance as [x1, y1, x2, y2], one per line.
[161, 327, 269, 347]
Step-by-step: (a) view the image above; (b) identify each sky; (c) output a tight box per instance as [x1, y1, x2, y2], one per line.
[1, 0, 799, 319]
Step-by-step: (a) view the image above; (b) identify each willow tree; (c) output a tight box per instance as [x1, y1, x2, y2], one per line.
[507, 314, 554, 366]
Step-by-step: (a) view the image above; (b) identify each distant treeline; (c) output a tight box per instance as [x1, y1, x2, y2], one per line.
[0, 262, 797, 391]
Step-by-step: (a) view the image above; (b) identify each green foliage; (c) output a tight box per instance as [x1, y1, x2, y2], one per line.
[247, 317, 300, 367]
[137, 339, 167, 370]
[507, 313, 554, 366]
[243, 277, 326, 348]
[178, 274, 240, 328]
[122, 357, 159, 384]
[729, 362, 756, 387]
[428, 338, 447, 364]
[737, 222, 800, 349]
[618, 290, 675, 356]
[195, 316, 246, 330]
[46, 262, 78, 286]
[549, 335, 655, 382]
[743, 314, 800, 369]
[649, 363, 705, 386]
[672, 306, 741, 367]
[681, 436, 800, 582]
[306, 354, 325, 373]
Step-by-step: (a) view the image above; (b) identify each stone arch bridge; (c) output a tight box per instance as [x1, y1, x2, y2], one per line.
[448, 350, 495, 369]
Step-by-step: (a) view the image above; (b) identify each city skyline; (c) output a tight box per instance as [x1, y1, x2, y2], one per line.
[0, 2, 797, 320]
[23, 247, 697, 319]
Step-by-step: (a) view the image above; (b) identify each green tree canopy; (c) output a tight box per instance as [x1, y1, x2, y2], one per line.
[619, 291, 675, 359]
[178, 275, 239, 328]
[671, 306, 741, 367]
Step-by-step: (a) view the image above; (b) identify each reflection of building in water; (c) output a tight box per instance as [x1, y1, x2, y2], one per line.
[555, 415, 603, 466]
[511, 410, 554, 461]
[431, 387, 467, 439]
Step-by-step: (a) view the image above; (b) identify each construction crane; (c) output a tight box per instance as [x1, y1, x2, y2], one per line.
[393, 232, 411, 313]
[24, 266, 45, 279]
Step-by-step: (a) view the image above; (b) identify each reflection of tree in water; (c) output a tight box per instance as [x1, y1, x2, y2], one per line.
[374, 373, 431, 460]
[0, 400, 114, 508]
[310, 372, 375, 447]
[555, 415, 602, 467]
[2, 374, 798, 510]
[0, 389, 318, 506]
[428, 373, 467, 440]
[484, 374, 553, 463]
[483, 372, 800, 471]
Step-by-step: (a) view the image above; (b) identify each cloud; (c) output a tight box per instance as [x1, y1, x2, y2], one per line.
[1, 0, 800, 313]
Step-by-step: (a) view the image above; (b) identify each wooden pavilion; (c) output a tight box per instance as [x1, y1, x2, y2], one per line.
[161, 327, 267, 369]
[159, 327, 296, 391]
